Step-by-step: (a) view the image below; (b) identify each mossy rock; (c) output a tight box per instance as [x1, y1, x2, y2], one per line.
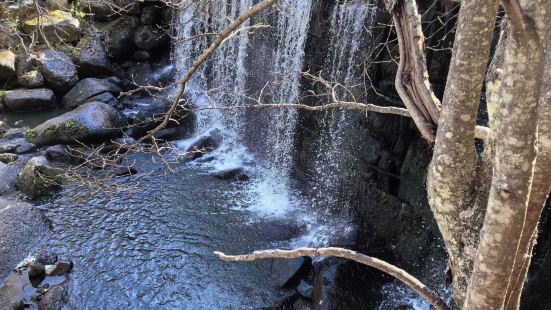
[26, 101, 126, 146]
[23, 10, 80, 43]
[16, 156, 61, 198]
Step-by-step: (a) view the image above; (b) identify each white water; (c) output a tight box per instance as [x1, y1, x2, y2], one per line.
[173, 0, 313, 219]
[311, 1, 375, 210]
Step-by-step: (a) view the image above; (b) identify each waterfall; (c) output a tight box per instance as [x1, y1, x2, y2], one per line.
[311, 1, 375, 211]
[174, 0, 312, 179]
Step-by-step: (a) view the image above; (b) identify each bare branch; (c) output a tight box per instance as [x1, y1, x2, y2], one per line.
[501, 0, 526, 33]
[214, 247, 450, 310]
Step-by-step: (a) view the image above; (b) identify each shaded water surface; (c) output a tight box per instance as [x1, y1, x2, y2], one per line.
[34, 155, 307, 308]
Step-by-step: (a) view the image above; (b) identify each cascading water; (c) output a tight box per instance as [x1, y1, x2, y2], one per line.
[310, 1, 375, 210]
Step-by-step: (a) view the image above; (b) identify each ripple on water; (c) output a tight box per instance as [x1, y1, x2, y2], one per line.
[33, 154, 310, 308]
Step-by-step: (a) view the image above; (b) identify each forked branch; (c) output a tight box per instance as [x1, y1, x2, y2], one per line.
[215, 247, 451, 310]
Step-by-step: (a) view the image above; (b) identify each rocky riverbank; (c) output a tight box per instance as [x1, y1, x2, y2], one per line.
[0, 1, 198, 308]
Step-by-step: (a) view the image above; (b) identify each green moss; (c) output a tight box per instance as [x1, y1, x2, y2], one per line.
[44, 120, 88, 141]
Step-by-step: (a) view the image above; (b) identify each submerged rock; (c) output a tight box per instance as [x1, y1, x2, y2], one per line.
[212, 168, 249, 181]
[4, 88, 56, 112]
[26, 101, 126, 146]
[16, 156, 62, 198]
[185, 129, 223, 160]
[39, 50, 79, 93]
[114, 166, 138, 176]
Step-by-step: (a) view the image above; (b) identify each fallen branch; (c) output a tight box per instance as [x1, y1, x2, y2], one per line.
[214, 247, 451, 310]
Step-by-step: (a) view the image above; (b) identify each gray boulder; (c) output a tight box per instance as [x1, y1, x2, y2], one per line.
[16, 54, 44, 87]
[106, 16, 140, 61]
[0, 121, 10, 136]
[186, 129, 223, 160]
[16, 156, 61, 198]
[62, 77, 122, 109]
[130, 97, 195, 139]
[4, 89, 56, 112]
[23, 10, 80, 43]
[37, 285, 69, 310]
[78, 37, 114, 77]
[79, 0, 140, 21]
[0, 157, 27, 195]
[18, 70, 45, 88]
[127, 63, 175, 87]
[133, 25, 168, 51]
[0, 197, 49, 279]
[39, 50, 79, 93]
[0, 50, 16, 80]
[26, 101, 126, 146]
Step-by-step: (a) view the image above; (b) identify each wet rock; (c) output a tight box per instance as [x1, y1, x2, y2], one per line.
[0, 197, 49, 279]
[9, 300, 28, 310]
[271, 257, 312, 288]
[0, 50, 16, 80]
[127, 63, 175, 87]
[23, 10, 80, 43]
[62, 77, 122, 109]
[0, 143, 17, 153]
[4, 89, 56, 112]
[44, 145, 72, 163]
[87, 92, 119, 106]
[39, 50, 79, 93]
[114, 166, 138, 176]
[17, 54, 45, 88]
[0, 158, 28, 195]
[0, 120, 10, 136]
[26, 101, 126, 146]
[15, 141, 38, 154]
[130, 97, 195, 139]
[185, 129, 223, 160]
[78, 37, 114, 77]
[134, 25, 168, 51]
[213, 167, 249, 181]
[0, 153, 18, 164]
[37, 285, 69, 310]
[293, 298, 312, 310]
[141, 5, 163, 26]
[80, 0, 140, 21]
[35, 249, 59, 265]
[19, 70, 45, 88]
[298, 280, 314, 299]
[132, 50, 151, 61]
[106, 16, 140, 61]
[3, 128, 26, 139]
[16, 156, 62, 198]
[46, 261, 73, 276]
[28, 262, 46, 288]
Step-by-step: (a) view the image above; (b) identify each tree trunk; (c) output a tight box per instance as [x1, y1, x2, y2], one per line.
[503, 34, 551, 310]
[464, 1, 551, 308]
[426, 0, 500, 305]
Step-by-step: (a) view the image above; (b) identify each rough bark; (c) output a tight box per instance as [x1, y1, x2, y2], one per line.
[425, 0, 500, 305]
[503, 34, 551, 310]
[385, 0, 442, 143]
[464, 1, 551, 308]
